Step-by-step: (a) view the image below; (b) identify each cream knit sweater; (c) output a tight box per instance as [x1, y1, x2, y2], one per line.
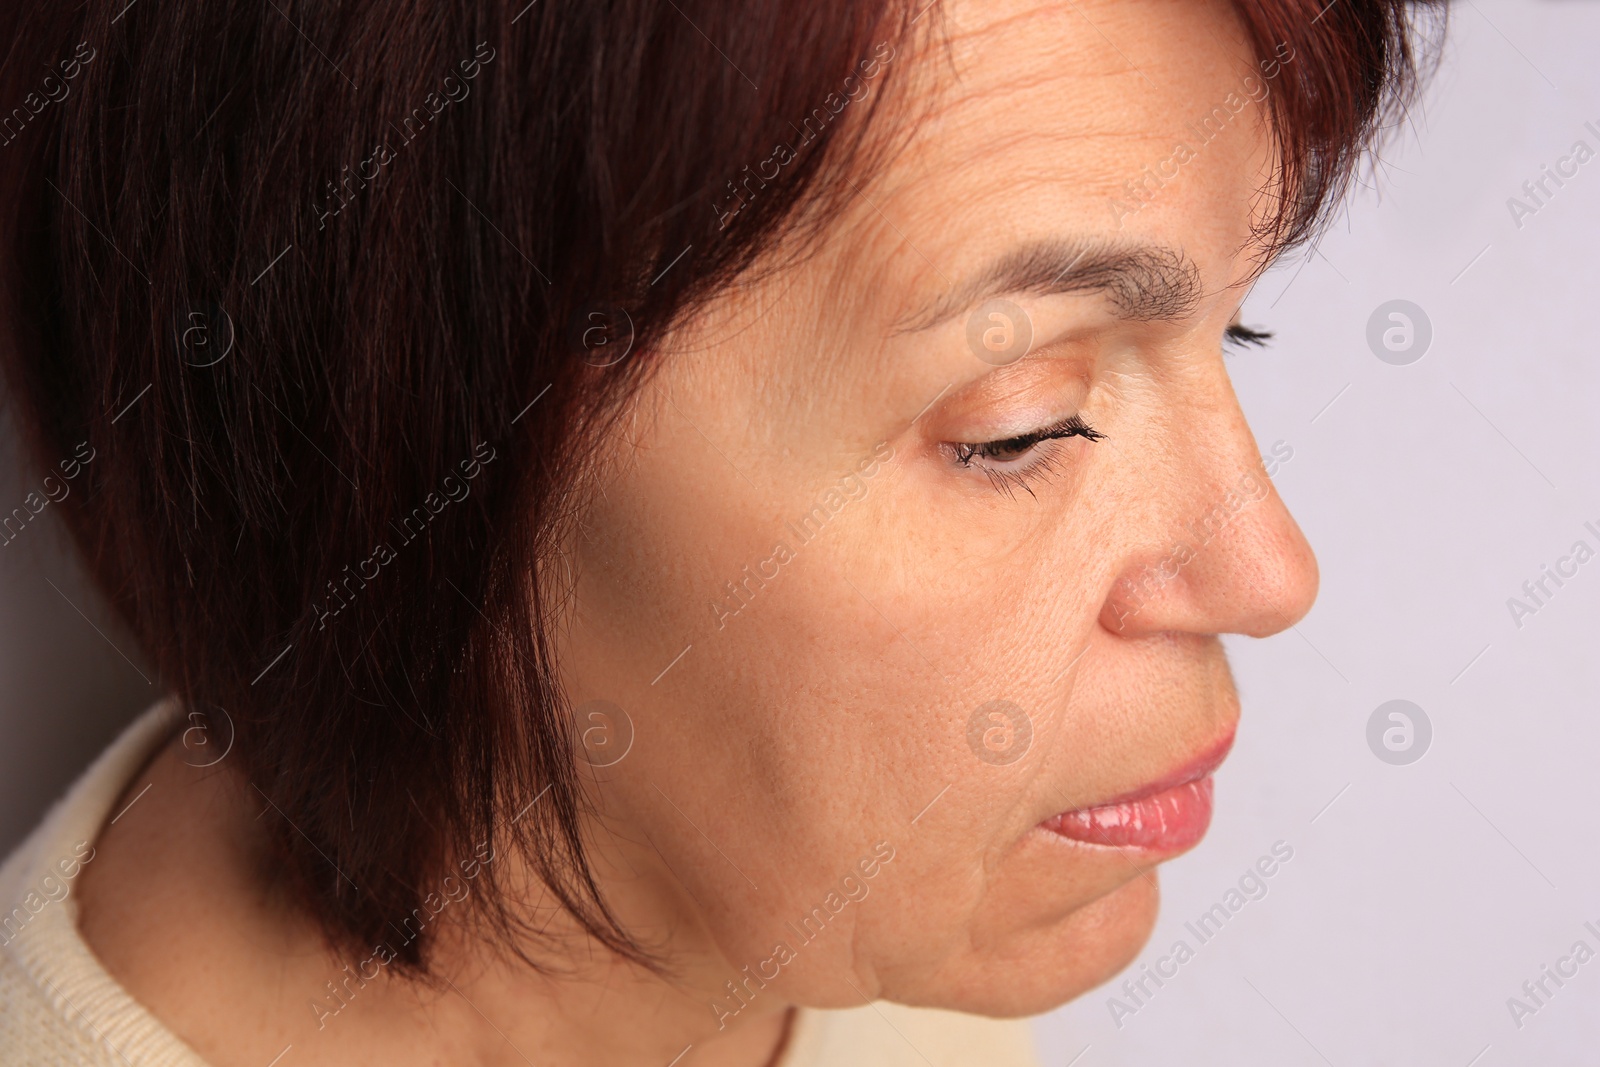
[0, 701, 1041, 1066]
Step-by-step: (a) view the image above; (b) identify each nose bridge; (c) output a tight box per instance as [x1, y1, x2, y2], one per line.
[1183, 455, 1277, 559]
[1100, 361, 1319, 640]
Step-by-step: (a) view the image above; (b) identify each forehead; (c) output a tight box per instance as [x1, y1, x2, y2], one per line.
[823, 0, 1274, 327]
[665, 0, 1278, 446]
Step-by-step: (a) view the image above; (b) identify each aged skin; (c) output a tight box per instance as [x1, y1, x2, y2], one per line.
[76, 1, 1317, 1064]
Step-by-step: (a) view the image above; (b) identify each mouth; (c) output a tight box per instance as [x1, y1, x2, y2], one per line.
[1037, 729, 1235, 853]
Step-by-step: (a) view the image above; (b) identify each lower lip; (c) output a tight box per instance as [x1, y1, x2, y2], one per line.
[1040, 776, 1214, 852]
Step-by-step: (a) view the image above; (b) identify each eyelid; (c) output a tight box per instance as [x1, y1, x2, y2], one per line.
[960, 412, 1103, 448]
[949, 406, 1073, 443]
[933, 368, 1094, 444]
[924, 334, 1098, 428]
[948, 412, 1104, 469]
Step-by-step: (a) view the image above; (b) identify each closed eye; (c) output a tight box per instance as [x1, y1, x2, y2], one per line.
[946, 413, 1105, 498]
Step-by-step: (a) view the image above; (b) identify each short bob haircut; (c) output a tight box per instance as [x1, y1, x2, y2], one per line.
[0, 0, 1439, 973]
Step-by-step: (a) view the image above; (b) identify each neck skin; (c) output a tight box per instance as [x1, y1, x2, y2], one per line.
[73, 730, 794, 1067]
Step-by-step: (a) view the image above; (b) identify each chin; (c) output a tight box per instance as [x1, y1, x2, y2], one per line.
[886, 870, 1163, 1019]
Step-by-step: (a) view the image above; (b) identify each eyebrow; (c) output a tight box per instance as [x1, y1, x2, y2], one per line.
[892, 237, 1205, 334]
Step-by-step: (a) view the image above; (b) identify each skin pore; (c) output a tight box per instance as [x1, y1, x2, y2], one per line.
[74, 1, 1319, 1065]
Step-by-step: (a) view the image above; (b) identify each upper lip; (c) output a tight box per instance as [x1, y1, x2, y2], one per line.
[1054, 727, 1236, 814]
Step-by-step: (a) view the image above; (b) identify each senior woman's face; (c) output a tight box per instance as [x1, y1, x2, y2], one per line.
[556, 0, 1318, 1020]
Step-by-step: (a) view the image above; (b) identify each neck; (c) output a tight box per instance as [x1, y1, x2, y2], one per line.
[75, 734, 795, 1067]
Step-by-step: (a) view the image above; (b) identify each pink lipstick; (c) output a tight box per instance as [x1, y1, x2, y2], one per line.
[1041, 777, 1214, 851]
[1039, 732, 1233, 852]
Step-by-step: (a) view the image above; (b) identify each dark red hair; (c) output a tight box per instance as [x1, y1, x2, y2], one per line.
[0, 0, 1439, 972]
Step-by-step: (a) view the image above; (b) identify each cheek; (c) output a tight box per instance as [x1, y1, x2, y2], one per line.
[563, 457, 955, 980]
[560, 415, 1123, 1002]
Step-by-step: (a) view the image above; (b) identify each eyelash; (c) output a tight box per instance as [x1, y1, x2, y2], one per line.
[1224, 322, 1273, 350]
[948, 413, 1105, 499]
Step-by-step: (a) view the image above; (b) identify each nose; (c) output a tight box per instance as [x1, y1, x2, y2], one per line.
[1098, 364, 1320, 641]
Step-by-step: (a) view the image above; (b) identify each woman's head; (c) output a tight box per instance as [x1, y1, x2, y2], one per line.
[0, 0, 1431, 1021]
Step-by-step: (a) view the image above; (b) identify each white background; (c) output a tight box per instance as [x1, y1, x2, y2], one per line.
[1, 2, 1596, 1064]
